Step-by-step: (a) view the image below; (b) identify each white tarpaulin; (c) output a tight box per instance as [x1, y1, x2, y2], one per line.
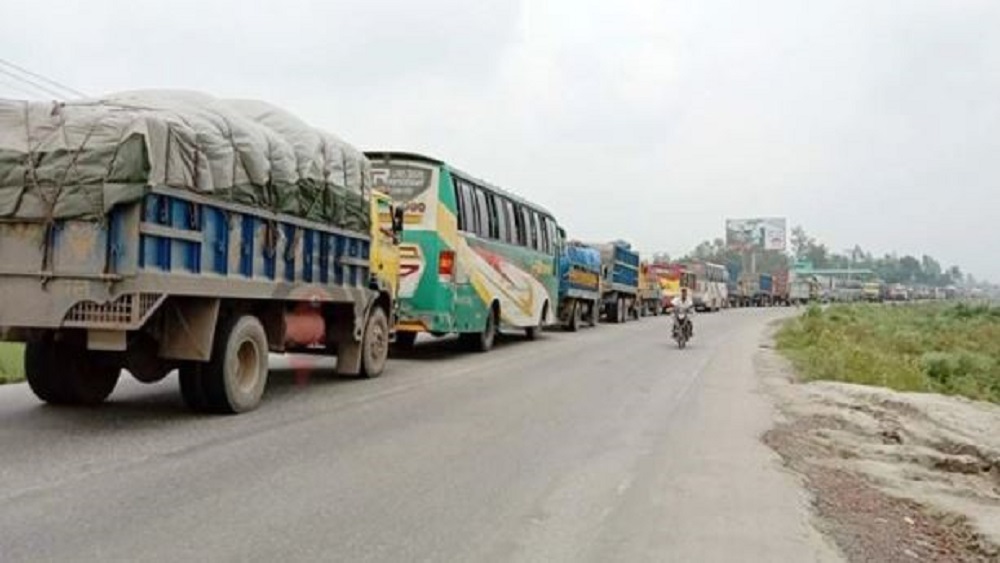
[0, 90, 369, 232]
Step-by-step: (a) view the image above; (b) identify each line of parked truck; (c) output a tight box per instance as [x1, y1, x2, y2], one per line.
[2, 90, 961, 416]
[555, 240, 669, 332]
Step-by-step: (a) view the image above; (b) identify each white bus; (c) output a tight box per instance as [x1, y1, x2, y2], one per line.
[687, 261, 728, 311]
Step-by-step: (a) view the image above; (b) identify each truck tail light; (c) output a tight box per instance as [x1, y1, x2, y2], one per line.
[438, 250, 455, 281]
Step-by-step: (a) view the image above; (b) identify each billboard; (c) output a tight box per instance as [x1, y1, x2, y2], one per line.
[726, 218, 787, 251]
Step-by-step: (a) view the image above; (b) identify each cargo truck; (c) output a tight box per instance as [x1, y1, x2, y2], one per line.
[788, 273, 816, 305]
[755, 273, 774, 307]
[557, 237, 601, 331]
[0, 93, 400, 414]
[732, 273, 758, 308]
[593, 241, 640, 323]
[862, 281, 883, 302]
[772, 271, 790, 306]
[636, 262, 663, 317]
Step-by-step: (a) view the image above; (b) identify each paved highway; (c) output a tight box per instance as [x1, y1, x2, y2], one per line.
[0, 309, 840, 562]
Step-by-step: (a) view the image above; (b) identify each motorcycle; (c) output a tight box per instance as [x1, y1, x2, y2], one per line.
[672, 309, 692, 349]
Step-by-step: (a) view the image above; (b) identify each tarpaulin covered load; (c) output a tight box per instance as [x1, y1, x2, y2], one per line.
[0, 90, 370, 232]
[562, 243, 602, 272]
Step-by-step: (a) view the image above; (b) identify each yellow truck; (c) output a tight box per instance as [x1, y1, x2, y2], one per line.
[370, 190, 402, 301]
[862, 281, 883, 302]
[636, 261, 664, 317]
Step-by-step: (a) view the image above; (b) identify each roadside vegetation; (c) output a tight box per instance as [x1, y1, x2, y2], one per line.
[0, 342, 24, 384]
[777, 303, 1000, 404]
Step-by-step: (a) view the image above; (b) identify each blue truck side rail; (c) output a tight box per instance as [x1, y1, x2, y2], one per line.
[0, 186, 390, 412]
[0, 186, 377, 335]
[600, 242, 640, 295]
[587, 241, 640, 323]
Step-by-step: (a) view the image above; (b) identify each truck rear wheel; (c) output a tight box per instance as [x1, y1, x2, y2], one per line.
[184, 315, 269, 414]
[360, 307, 389, 378]
[25, 335, 119, 406]
[567, 301, 580, 332]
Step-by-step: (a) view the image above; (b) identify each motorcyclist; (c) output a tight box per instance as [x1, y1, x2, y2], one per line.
[671, 287, 695, 338]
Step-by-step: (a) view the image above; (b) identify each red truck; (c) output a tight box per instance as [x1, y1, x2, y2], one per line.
[772, 271, 790, 306]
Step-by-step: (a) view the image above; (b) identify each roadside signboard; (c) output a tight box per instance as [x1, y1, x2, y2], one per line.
[726, 218, 787, 251]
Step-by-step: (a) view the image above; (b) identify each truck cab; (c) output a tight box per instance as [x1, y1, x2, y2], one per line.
[369, 190, 402, 302]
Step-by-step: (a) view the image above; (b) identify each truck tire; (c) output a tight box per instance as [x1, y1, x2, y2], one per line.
[360, 307, 389, 378]
[461, 306, 497, 352]
[200, 315, 270, 414]
[567, 301, 580, 332]
[25, 336, 119, 406]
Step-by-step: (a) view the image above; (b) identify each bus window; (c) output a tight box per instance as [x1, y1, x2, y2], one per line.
[545, 217, 558, 254]
[494, 194, 509, 242]
[484, 191, 498, 239]
[518, 206, 528, 247]
[453, 178, 466, 231]
[523, 207, 537, 249]
[456, 180, 478, 234]
[536, 213, 549, 253]
[473, 186, 491, 239]
[506, 200, 518, 245]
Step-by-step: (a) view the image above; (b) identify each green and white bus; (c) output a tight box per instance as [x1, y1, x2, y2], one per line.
[367, 152, 560, 351]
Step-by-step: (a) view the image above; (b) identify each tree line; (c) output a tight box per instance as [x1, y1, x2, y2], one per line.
[670, 226, 972, 288]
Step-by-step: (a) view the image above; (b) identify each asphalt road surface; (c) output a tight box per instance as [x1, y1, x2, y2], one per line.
[0, 309, 841, 562]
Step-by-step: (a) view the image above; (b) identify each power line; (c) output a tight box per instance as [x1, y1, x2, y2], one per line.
[0, 66, 72, 99]
[0, 77, 50, 99]
[0, 58, 87, 98]
[0, 66, 67, 99]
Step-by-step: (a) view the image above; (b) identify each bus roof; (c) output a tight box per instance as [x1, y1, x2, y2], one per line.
[364, 150, 556, 219]
[365, 151, 444, 167]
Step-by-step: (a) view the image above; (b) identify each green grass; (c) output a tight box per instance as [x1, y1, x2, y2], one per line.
[777, 303, 1000, 404]
[0, 342, 24, 384]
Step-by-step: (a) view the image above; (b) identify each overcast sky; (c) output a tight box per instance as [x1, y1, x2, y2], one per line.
[3, 0, 998, 280]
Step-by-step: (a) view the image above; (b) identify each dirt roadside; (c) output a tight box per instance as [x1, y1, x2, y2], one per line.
[757, 325, 1000, 563]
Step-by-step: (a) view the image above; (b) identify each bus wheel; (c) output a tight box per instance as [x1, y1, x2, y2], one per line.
[567, 301, 580, 332]
[461, 306, 497, 352]
[525, 302, 547, 340]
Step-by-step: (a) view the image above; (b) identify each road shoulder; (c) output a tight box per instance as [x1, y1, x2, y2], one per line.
[758, 322, 1000, 562]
